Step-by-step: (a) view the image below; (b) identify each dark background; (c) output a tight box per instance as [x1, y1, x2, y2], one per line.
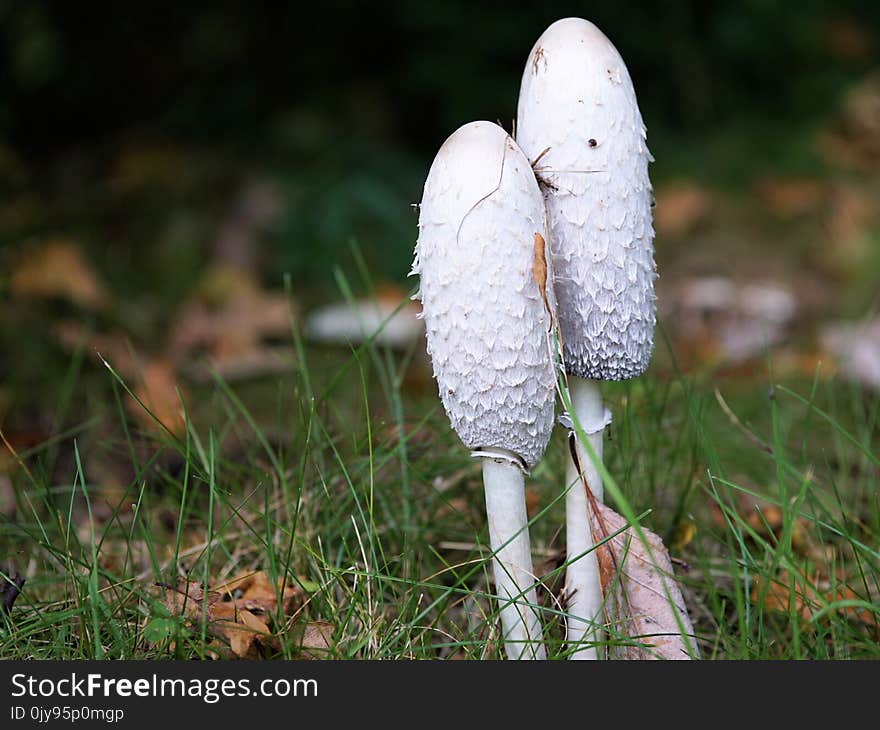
[2, 1, 878, 284]
[5, 2, 877, 151]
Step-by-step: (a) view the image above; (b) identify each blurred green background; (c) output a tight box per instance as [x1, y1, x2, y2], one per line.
[2, 1, 877, 280]
[1, 1, 879, 420]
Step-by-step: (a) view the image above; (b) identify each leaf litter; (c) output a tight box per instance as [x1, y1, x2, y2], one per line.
[586, 498, 700, 660]
[156, 572, 331, 659]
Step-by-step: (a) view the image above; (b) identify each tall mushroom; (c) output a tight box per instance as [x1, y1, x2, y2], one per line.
[516, 18, 657, 659]
[412, 121, 557, 660]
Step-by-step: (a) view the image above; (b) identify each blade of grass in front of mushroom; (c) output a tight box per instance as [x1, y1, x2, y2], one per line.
[559, 379, 699, 657]
[559, 325, 695, 658]
[544, 297, 698, 658]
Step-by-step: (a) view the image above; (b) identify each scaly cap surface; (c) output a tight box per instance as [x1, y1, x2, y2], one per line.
[412, 121, 557, 469]
[517, 17, 656, 380]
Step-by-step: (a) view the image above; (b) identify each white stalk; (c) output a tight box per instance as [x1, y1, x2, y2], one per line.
[481, 455, 546, 660]
[564, 376, 608, 660]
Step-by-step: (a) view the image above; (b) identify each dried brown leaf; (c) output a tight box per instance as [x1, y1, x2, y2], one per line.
[53, 322, 187, 437]
[588, 501, 699, 660]
[298, 621, 334, 658]
[210, 603, 271, 659]
[531, 232, 553, 327]
[709, 493, 811, 551]
[158, 580, 275, 659]
[161, 580, 221, 621]
[532, 231, 548, 293]
[214, 570, 303, 616]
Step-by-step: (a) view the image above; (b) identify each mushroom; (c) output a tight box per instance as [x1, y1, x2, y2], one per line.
[412, 121, 557, 659]
[516, 18, 657, 659]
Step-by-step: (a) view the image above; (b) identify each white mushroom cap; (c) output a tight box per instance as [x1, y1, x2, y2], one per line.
[412, 121, 557, 470]
[516, 17, 657, 381]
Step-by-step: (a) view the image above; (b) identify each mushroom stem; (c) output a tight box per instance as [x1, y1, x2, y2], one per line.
[481, 455, 546, 660]
[564, 376, 607, 660]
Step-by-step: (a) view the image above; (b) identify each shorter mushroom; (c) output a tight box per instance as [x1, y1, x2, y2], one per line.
[412, 121, 557, 659]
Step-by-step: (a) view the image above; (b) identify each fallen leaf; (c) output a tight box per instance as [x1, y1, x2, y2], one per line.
[10, 238, 109, 310]
[532, 232, 552, 325]
[214, 571, 303, 616]
[709, 493, 810, 552]
[158, 580, 269, 659]
[743, 502, 807, 550]
[161, 580, 221, 621]
[753, 571, 816, 620]
[297, 620, 334, 658]
[53, 322, 188, 437]
[156, 575, 329, 659]
[587, 500, 699, 660]
[210, 603, 271, 659]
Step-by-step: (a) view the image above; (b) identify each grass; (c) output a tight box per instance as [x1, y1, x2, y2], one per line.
[1, 287, 878, 660]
